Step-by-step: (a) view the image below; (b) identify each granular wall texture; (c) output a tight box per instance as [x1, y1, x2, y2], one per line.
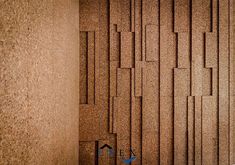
[0, 0, 79, 164]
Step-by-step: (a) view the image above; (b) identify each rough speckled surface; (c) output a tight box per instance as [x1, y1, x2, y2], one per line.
[0, 0, 79, 164]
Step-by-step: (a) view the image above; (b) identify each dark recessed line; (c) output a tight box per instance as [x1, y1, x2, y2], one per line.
[203, 33, 206, 68]
[93, 32, 94, 104]
[172, 0, 175, 32]
[119, 32, 121, 67]
[140, 96, 143, 164]
[116, 66, 118, 96]
[216, 0, 220, 164]
[193, 98, 196, 165]
[112, 97, 114, 133]
[132, 33, 135, 68]
[210, 0, 213, 32]
[86, 32, 89, 104]
[176, 33, 179, 68]
[186, 97, 189, 164]
[210, 68, 213, 96]
[158, 0, 161, 164]
[130, 69, 132, 161]
[201, 97, 203, 165]
[95, 141, 99, 165]
[189, 0, 193, 96]
[228, 0, 231, 163]
[140, 68, 144, 164]
[172, 70, 175, 164]
[140, 0, 143, 62]
[130, 0, 132, 32]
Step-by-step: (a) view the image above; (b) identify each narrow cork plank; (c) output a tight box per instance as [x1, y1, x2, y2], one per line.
[174, 97, 187, 165]
[120, 32, 134, 68]
[110, 24, 120, 61]
[79, 105, 100, 141]
[174, 0, 190, 32]
[160, 24, 176, 97]
[159, 2, 176, 163]
[142, 62, 159, 164]
[79, 0, 99, 31]
[142, 0, 159, 26]
[177, 33, 190, 68]
[202, 68, 212, 96]
[134, 61, 142, 96]
[113, 96, 118, 134]
[218, 0, 230, 164]
[205, 33, 217, 68]
[109, 97, 114, 133]
[131, 97, 142, 165]
[195, 96, 202, 165]
[88, 31, 95, 104]
[109, 0, 120, 25]
[191, 33, 204, 96]
[174, 68, 190, 97]
[188, 96, 195, 165]
[160, 96, 174, 165]
[131, 0, 135, 32]
[173, 68, 189, 165]
[79, 141, 96, 165]
[120, 0, 131, 32]
[202, 96, 217, 165]
[146, 25, 159, 62]
[192, 0, 211, 32]
[116, 68, 131, 164]
[110, 61, 119, 97]
[134, 0, 142, 61]
[142, 0, 159, 62]
[229, 1, 234, 163]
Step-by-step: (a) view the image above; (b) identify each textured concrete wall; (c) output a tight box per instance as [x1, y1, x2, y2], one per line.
[0, 0, 79, 164]
[79, 0, 234, 164]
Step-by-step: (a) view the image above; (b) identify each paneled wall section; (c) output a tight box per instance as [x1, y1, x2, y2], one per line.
[79, 0, 234, 164]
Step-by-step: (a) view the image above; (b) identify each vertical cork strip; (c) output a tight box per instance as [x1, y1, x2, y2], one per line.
[174, 0, 190, 32]
[174, 68, 190, 165]
[88, 31, 95, 104]
[202, 96, 217, 165]
[218, 0, 230, 164]
[188, 96, 195, 165]
[120, 32, 134, 68]
[116, 68, 131, 164]
[146, 25, 159, 62]
[142, 62, 159, 164]
[177, 33, 190, 68]
[79, 31, 95, 105]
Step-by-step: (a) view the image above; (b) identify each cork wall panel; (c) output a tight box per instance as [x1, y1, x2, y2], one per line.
[79, 0, 234, 164]
[0, 0, 79, 164]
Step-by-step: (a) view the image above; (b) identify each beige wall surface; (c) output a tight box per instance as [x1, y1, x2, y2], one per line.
[0, 0, 79, 164]
[79, 0, 234, 165]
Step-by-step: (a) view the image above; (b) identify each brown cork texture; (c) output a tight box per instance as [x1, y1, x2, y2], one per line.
[79, 0, 234, 165]
[0, 0, 79, 164]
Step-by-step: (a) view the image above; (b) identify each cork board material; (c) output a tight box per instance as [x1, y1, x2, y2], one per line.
[79, 0, 234, 165]
[0, 0, 79, 164]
